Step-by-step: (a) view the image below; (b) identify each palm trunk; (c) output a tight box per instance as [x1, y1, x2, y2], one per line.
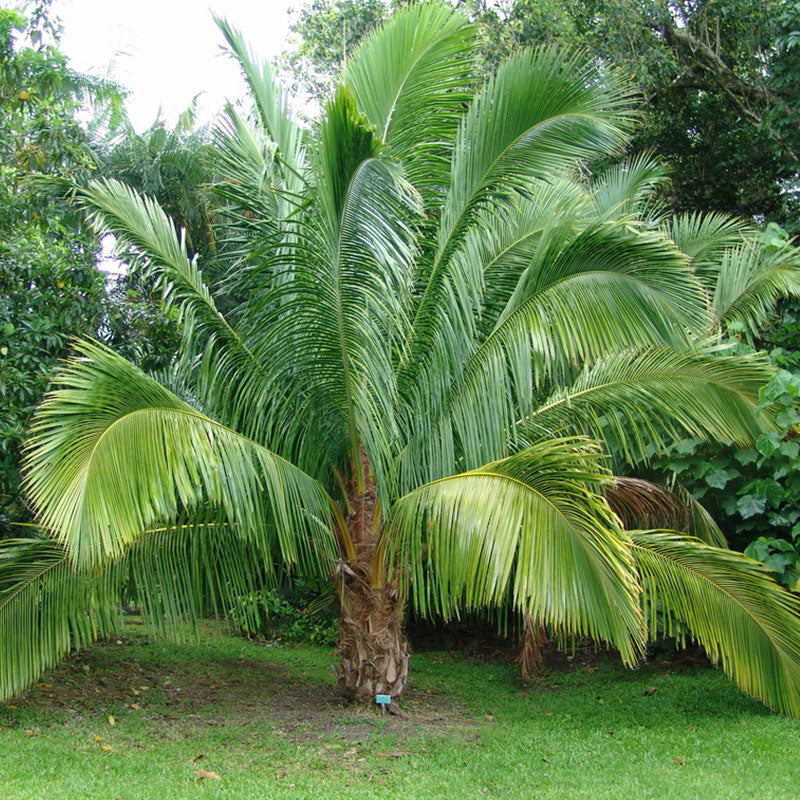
[334, 451, 410, 705]
[518, 614, 547, 679]
[335, 576, 409, 703]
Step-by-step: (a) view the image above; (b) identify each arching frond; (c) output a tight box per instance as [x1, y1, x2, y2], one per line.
[0, 523, 270, 701]
[255, 88, 423, 493]
[401, 46, 637, 403]
[77, 178, 250, 358]
[712, 244, 800, 335]
[211, 106, 282, 230]
[0, 538, 120, 701]
[386, 438, 644, 664]
[125, 517, 271, 637]
[591, 152, 669, 222]
[630, 532, 800, 718]
[23, 341, 338, 571]
[664, 211, 750, 283]
[345, 1, 475, 200]
[526, 347, 773, 464]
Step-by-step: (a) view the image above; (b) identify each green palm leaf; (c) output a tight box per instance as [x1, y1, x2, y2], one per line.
[77, 177, 250, 359]
[345, 1, 475, 201]
[526, 347, 774, 464]
[0, 538, 120, 701]
[664, 211, 750, 283]
[630, 531, 800, 717]
[404, 226, 712, 480]
[0, 522, 269, 701]
[591, 152, 669, 222]
[215, 16, 305, 189]
[711, 244, 800, 335]
[387, 437, 644, 664]
[402, 46, 637, 399]
[23, 341, 338, 571]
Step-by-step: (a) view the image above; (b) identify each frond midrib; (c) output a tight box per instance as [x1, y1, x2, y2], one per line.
[531, 367, 761, 420]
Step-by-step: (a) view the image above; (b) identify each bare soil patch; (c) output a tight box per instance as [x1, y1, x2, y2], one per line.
[12, 633, 473, 742]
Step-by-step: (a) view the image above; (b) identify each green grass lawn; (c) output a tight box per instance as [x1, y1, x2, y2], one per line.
[1, 622, 799, 799]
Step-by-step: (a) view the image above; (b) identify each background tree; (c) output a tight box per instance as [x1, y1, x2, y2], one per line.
[281, 0, 800, 228]
[0, 5, 122, 534]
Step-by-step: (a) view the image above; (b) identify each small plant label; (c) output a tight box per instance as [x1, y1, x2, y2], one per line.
[375, 694, 391, 706]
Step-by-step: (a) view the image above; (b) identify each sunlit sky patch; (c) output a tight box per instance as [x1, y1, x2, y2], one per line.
[54, 0, 296, 131]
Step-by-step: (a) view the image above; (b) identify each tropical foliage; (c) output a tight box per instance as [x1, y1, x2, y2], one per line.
[0, 7, 119, 533]
[5, 3, 800, 719]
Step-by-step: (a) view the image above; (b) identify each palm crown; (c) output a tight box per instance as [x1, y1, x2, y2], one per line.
[5, 2, 800, 716]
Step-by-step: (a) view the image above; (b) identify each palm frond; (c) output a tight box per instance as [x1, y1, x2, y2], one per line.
[23, 341, 338, 572]
[0, 538, 120, 701]
[591, 152, 669, 223]
[401, 46, 637, 402]
[344, 1, 475, 201]
[210, 106, 282, 231]
[664, 211, 750, 283]
[386, 437, 645, 664]
[526, 347, 774, 464]
[0, 522, 270, 700]
[630, 531, 800, 717]
[77, 178, 250, 358]
[253, 88, 423, 493]
[126, 517, 270, 638]
[409, 226, 709, 477]
[215, 16, 306, 190]
[712, 244, 800, 336]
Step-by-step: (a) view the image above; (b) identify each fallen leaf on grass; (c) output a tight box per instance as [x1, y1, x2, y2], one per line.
[376, 751, 410, 758]
[672, 759, 685, 765]
[100, 745, 113, 752]
[485, 714, 494, 721]
[25, 729, 35, 737]
[108, 716, 116, 726]
[644, 687, 658, 696]
[130, 703, 140, 711]
[195, 769, 221, 781]
[193, 754, 204, 763]
[542, 758, 551, 764]
[94, 736, 103, 742]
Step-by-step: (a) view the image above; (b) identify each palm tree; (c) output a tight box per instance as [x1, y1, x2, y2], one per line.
[5, 2, 800, 716]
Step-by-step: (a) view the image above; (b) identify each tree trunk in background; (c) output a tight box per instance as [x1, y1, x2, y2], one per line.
[334, 451, 410, 705]
[519, 614, 547, 679]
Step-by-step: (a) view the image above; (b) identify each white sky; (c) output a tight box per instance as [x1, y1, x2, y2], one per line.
[52, 0, 297, 131]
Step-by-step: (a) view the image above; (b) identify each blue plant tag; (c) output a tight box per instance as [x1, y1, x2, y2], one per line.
[375, 694, 392, 706]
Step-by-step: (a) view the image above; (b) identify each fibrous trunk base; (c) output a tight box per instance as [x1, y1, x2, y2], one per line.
[335, 578, 409, 705]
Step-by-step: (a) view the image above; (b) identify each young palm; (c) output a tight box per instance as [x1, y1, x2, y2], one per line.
[6, 3, 800, 717]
